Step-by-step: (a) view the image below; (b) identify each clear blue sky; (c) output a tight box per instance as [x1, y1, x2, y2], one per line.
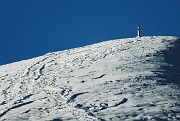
[0, 0, 180, 65]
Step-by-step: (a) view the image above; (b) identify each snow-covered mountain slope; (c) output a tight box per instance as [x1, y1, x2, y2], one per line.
[0, 36, 180, 121]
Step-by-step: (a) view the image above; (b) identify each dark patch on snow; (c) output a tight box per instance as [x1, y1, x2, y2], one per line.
[113, 98, 128, 107]
[67, 92, 89, 103]
[88, 112, 96, 117]
[114, 92, 123, 95]
[98, 118, 106, 121]
[52, 118, 63, 121]
[22, 94, 33, 100]
[160, 38, 180, 85]
[99, 103, 108, 110]
[92, 74, 106, 79]
[81, 80, 86, 83]
[23, 109, 30, 113]
[61, 88, 72, 96]
[0, 101, 6, 105]
[75, 104, 91, 112]
[39, 64, 45, 75]
[75, 104, 83, 108]
[115, 80, 122, 82]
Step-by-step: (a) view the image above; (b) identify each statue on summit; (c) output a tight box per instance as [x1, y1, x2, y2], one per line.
[137, 25, 141, 37]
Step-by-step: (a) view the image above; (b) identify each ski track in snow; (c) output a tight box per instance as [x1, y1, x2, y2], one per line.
[0, 36, 180, 121]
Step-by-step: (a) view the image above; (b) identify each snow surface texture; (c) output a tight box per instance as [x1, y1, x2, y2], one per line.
[0, 36, 180, 121]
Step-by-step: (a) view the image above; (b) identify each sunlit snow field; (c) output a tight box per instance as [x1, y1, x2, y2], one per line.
[0, 36, 180, 121]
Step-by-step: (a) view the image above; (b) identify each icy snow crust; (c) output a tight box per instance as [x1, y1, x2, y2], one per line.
[0, 36, 180, 121]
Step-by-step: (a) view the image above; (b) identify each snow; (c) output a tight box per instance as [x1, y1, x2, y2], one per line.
[0, 36, 180, 121]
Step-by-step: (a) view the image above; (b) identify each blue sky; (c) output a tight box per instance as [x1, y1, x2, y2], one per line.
[0, 0, 180, 65]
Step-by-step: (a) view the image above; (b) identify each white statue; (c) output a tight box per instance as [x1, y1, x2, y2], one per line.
[137, 25, 140, 37]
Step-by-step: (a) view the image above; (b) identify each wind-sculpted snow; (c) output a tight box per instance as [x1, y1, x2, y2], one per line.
[0, 36, 180, 121]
